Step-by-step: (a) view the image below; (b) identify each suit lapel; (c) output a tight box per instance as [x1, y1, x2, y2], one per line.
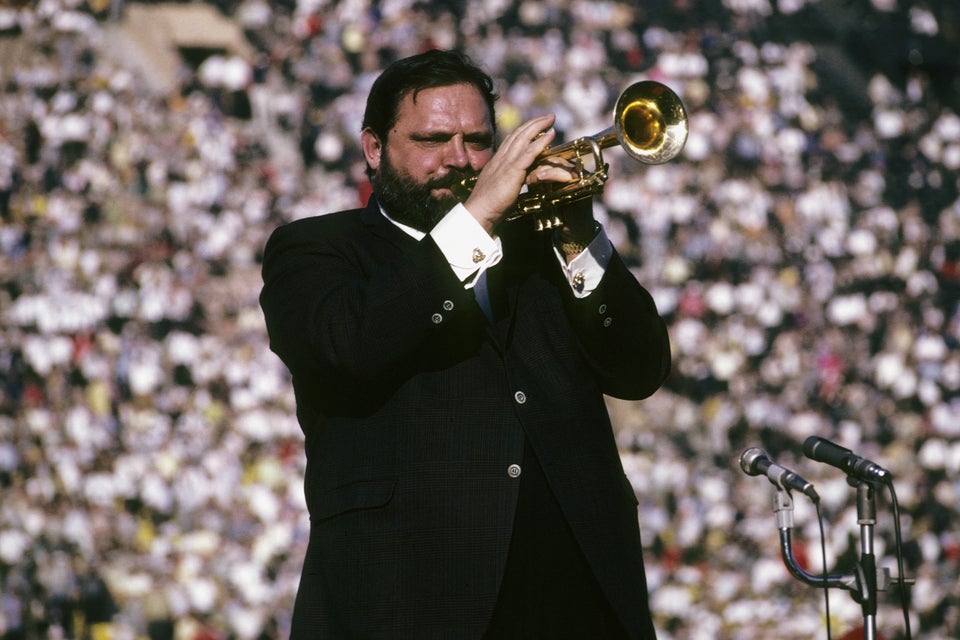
[485, 258, 521, 347]
[489, 226, 555, 348]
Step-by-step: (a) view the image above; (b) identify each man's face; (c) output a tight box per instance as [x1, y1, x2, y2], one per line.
[363, 83, 495, 232]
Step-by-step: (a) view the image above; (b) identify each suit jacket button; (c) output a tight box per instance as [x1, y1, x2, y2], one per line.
[431, 313, 443, 324]
[442, 300, 454, 311]
[513, 391, 527, 404]
[507, 464, 522, 478]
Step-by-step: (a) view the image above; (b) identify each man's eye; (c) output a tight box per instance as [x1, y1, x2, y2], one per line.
[465, 138, 492, 150]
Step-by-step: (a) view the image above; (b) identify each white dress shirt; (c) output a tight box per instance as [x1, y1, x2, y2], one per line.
[382, 203, 612, 300]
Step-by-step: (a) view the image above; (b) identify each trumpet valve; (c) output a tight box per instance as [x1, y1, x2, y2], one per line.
[535, 215, 563, 231]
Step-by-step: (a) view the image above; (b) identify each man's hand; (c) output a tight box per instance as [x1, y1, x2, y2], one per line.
[465, 114, 577, 235]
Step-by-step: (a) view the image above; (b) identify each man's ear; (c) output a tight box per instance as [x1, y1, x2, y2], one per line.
[361, 127, 382, 172]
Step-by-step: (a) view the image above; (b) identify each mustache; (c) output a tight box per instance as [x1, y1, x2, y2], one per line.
[426, 167, 478, 191]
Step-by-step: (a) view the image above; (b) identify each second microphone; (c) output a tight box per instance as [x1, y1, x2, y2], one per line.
[740, 447, 820, 501]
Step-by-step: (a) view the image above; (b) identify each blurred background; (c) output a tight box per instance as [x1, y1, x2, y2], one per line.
[1, 0, 959, 638]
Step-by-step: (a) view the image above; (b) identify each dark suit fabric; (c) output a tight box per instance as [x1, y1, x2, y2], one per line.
[259, 198, 671, 639]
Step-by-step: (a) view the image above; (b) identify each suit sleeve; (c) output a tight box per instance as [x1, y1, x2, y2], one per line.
[259, 216, 486, 386]
[559, 248, 671, 401]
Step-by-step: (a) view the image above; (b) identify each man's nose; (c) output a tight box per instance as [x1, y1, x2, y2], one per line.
[442, 137, 469, 167]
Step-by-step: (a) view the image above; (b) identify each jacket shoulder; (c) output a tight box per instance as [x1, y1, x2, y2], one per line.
[269, 208, 364, 240]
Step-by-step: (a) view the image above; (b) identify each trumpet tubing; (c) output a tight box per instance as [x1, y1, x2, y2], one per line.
[458, 80, 689, 230]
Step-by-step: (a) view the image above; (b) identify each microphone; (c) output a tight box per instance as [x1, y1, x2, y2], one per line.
[802, 436, 891, 483]
[740, 447, 819, 501]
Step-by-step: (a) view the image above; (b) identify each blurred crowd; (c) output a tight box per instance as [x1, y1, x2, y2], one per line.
[1, 0, 959, 638]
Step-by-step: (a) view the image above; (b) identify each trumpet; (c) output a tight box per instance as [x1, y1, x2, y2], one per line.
[459, 80, 688, 231]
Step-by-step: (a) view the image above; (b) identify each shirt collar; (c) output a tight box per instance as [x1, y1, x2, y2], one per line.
[379, 206, 427, 241]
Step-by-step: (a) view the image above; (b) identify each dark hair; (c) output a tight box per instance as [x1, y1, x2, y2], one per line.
[361, 49, 499, 143]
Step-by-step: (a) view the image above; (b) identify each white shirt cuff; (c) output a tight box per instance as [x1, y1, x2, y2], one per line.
[554, 226, 613, 298]
[431, 203, 503, 285]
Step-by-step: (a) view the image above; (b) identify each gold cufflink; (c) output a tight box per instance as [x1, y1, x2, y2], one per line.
[572, 271, 585, 293]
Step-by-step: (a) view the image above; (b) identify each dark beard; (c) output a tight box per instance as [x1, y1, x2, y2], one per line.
[372, 152, 476, 233]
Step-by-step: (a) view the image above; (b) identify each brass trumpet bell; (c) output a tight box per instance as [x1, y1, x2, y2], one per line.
[610, 80, 689, 165]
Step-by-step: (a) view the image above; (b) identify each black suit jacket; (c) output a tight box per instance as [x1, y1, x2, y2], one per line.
[259, 198, 671, 639]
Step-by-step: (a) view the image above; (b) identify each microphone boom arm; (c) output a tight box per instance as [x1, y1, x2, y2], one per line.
[774, 490, 861, 593]
[773, 484, 908, 640]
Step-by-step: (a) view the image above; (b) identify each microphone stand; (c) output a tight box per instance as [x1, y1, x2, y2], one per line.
[773, 482, 886, 640]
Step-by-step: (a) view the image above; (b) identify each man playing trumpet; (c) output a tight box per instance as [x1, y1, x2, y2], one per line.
[260, 48, 672, 639]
